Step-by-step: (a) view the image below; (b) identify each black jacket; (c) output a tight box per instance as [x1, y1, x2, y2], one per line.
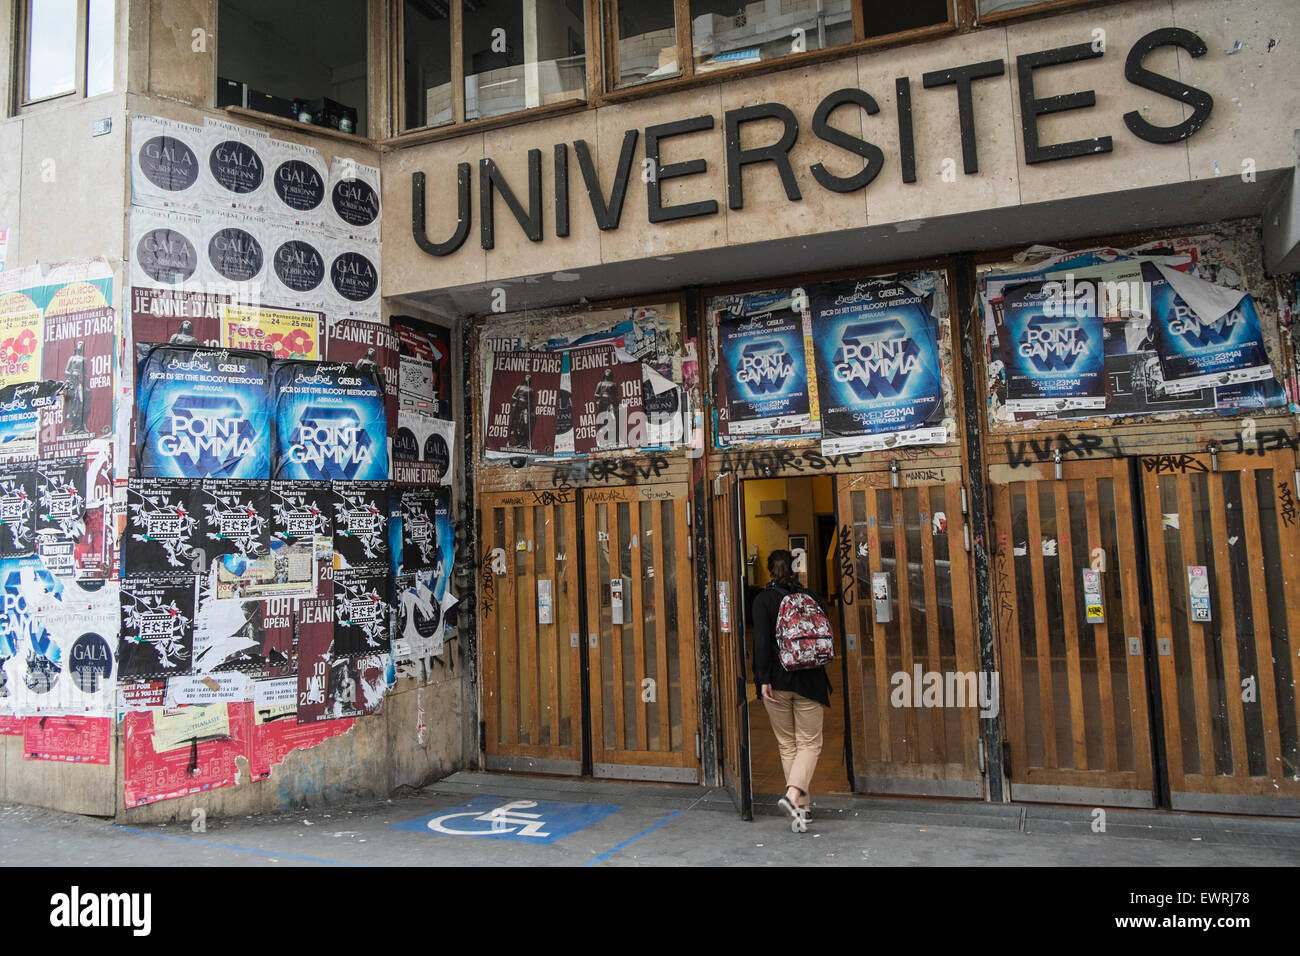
[751, 581, 832, 707]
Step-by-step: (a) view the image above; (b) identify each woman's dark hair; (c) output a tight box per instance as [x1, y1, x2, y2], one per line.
[767, 549, 793, 573]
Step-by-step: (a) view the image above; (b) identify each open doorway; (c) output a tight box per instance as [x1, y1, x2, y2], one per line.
[739, 475, 850, 804]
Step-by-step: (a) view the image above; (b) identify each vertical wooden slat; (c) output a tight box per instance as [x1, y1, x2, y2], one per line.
[892, 488, 919, 764]
[584, 0, 603, 102]
[565, 501, 580, 751]
[1054, 482, 1089, 771]
[1268, 467, 1300, 782]
[839, 480, 871, 772]
[1239, 472, 1286, 778]
[1083, 476, 1118, 773]
[673, 0, 693, 79]
[1207, 475, 1248, 777]
[543, 503, 561, 747]
[866, 488, 891, 763]
[500, 505, 518, 746]
[993, 483, 1027, 779]
[653, 499, 671, 753]
[1141, 470, 1183, 788]
[583, 495, 605, 760]
[1025, 486, 1058, 769]
[522, 506, 540, 745]
[1176, 475, 1217, 778]
[674, 493, 699, 764]
[918, 487, 946, 764]
[629, 499, 648, 753]
[481, 502, 501, 752]
[609, 501, 626, 757]
[1114, 459, 1153, 789]
[946, 482, 979, 770]
[450, 0, 465, 123]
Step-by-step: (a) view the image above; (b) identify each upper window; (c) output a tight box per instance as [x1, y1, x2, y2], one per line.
[20, 0, 115, 105]
[462, 0, 587, 121]
[690, 0, 854, 73]
[402, 0, 453, 130]
[612, 0, 678, 88]
[216, 0, 369, 136]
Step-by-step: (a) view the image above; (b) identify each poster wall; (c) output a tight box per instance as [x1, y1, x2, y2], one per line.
[996, 280, 1106, 413]
[483, 350, 563, 457]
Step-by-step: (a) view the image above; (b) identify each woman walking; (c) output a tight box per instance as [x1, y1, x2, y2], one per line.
[752, 549, 832, 832]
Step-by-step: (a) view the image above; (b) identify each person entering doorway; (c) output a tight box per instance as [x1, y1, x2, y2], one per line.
[752, 548, 832, 832]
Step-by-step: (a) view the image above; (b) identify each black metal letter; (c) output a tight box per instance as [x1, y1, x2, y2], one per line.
[574, 130, 638, 230]
[479, 151, 543, 250]
[554, 143, 570, 238]
[922, 59, 1005, 174]
[645, 115, 719, 224]
[896, 77, 917, 184]
[809, 88, 885, 193]
[724, 102, 801, 209]
[1123, 28, 1213, 144]
[1017, 44, 1113, 164]
[412, 167, 471, 258]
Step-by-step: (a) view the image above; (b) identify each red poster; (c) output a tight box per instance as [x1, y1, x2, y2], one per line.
[40, 306, 115, 458]
[250, 715, 353, 779]
[296, 558, 335, 723]
[129, 287, 227, 347]
[568, 344, 644, 454]
[120, 680, 167, 709]
[22, 715, 112, 764]
[259, 596, 296, 678]
[122, 703, 251, 807]
[324, 317, 399, 427]
[0, 715, 23, 735]
[483, 350, 562, 456]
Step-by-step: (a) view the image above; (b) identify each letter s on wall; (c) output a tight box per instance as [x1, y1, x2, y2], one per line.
[1123, 28, 1213, 144]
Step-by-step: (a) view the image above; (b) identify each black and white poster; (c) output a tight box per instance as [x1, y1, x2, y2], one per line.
[332, 567, 390, 658]
[399, 486, 445, 573]
[332, 480, 389, 570]
[0, 464, 37, 558]
[270, 479, 332, 546]
[191, 572, 266, 673]
[35, 457, 86, 577]
[119, 575, 198, 678]
[199, 479, 270, 569]
[123, 477, 203, 576]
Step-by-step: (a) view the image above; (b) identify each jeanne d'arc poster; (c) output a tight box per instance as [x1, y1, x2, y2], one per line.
[567, 344, 642, 454]
[484, 350, 562, 457]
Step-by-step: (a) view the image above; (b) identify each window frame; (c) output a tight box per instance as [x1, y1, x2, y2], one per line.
[16, 0, 94, 110]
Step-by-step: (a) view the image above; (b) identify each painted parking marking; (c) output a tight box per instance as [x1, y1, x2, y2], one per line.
[391, 796, 620, 845]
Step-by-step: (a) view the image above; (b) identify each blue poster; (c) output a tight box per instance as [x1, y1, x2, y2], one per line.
[135, 346, 271, 479]
[272, 361, 388, 481]
[1143, 262, 1273, 394]
[997, 281, 1106, 412]
[718, 294, 811, 435]
[810, 276, 946, 453]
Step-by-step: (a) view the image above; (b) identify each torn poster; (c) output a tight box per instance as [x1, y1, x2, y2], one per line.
[118, 679, 167, 714]
[258, 596, 295, 677]
[9, 575, 118, 716]
[250, 676, 352, 777]
[399, 486, 445, 573]
[1143, 262, 1274, 394]
[394, 571, 445, 660]
[213, 537, 315, 601]
[332, 567, 390, 658]
[163, 672, 251, 707]
[0, 381, 62, 463]
[0, 715, 22, 734]
[191, 571, 266, 672]
[22, 714, 111, 763]
[118, 575, 198, 679]
[129, 287, 226, 348]
[0, 463, 37, 557]
[483, 350, 563, 457]
[332, 480, 389, 570]
[151, 703, 231, 751]
[123, 477, 203, 576]
[122, 702, 250, 807]
[135, 345, 272, 479]
[35, 457, 86, 577]
[393, 316, 452, 420]
[325, 316, 399, 426]
[75, 439, 114, 580]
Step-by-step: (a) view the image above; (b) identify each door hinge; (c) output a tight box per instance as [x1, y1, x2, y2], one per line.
[695, 732, 700, 760]
[978, 738, 986, 775]
[960, 484, 969, 516]
[963, 523, 971, 552]
[687, 534, 693, 559]
[686, 501, 692, 526]
[479, 720, 487, 753]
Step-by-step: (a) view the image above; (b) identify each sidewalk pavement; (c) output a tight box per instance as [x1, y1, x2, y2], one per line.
[3, 771, 1298, 866]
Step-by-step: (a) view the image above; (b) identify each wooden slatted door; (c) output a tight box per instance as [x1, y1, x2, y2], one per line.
[479, 491, 583, 775]
[992, 459, 1156, 807]
[711, 472, 753, 816]
[583, 483, 700, 782]
[837, 474, 983, 797]
[1140, 451, 1300, 814]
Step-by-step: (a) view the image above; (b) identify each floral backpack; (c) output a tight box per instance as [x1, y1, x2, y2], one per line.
[772, 586, 835, 671]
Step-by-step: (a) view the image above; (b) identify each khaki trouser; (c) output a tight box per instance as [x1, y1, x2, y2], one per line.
[762, 690, 824, 801]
